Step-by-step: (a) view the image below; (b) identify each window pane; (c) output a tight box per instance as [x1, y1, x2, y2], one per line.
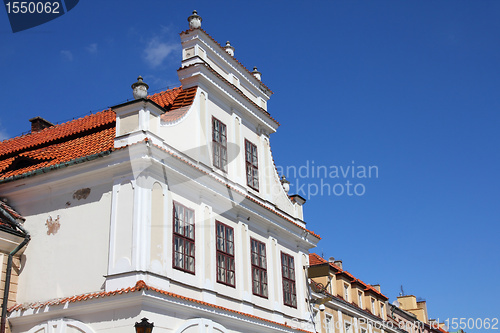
[188, 257, 194, 272]
[227, 271, 234, 285]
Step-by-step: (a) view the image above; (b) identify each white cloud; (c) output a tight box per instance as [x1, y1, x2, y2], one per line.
[86, 43, 98, 54]
[0, 120, 9, 141]
[60, 50, 73, 61]
[144, 37, 179, 68]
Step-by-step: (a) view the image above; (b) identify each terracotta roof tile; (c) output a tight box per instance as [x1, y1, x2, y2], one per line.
[0, 200, 25, 231]
[149, 86, 197, 111]
[0, 127, 115, 180]
[0, 110, 115, 159]
[308, 253, 388, 300]
[148, 87, 182, 108]
[10, 280, 312, 333]
[0, 87, 197, 182]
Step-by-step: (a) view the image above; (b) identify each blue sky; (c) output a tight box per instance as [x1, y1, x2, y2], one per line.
[1, 1, 499, 330]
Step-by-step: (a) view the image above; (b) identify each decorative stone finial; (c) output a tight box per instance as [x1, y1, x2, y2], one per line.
[188, 10, 202, 29]
[131, 76, 149, 100]
[252, 67, 262, 81]
[224, 41, 235, 57]
[280, 175, 290, 194]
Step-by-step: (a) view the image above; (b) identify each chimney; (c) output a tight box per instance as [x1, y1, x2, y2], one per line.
[328, 257, 335, 263]
[371, 284, 381, 292]
[252, 67, 262, 81]
[188, 10, 202, 29]
[224, 41, 235, 57]
[334, 260, 343, 269]
[29, 117, 54, 133]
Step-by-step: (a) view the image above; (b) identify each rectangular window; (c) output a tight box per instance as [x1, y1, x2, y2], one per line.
[212, 117, 227, 171]
[358, 291, 363, 308]
[325, 314, 333, 333]
[371, 298, 376, 314]
[216, 221, 235, 286]
[345, 322, 352, 333]
[380, 303, 385, 319]
[251, 238, 268, 297]
[245, 139, 259, 190]
[344, 284, 349, 302]
[281, 252, 297, 307]
[173, 202, 195, 273]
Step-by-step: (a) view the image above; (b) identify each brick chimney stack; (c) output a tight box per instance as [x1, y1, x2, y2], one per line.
[29, 117, 54, 133]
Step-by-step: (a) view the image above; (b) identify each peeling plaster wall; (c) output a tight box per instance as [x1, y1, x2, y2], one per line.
[16, 181, 112, 303]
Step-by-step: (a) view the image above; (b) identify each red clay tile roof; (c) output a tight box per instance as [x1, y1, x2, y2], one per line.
[0, 110, 115, 181]
[309, 279, 387, 322]
[148, 86, 197, 110]
[10, 280, 313, 333]
[308, 253, 388, 300]
[0, 110, 115, 159]
[0, 87, 196, 182]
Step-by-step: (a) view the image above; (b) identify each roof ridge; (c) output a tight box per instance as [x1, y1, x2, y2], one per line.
[147, 86, 182, 98]
[0, 109, 113, 145]
[0, 110, 115, 158]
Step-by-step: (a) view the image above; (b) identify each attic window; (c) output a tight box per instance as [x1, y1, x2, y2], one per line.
[3, 156, 52, 174]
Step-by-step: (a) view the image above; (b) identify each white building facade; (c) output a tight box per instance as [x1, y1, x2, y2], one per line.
[0, 11, 320, 333]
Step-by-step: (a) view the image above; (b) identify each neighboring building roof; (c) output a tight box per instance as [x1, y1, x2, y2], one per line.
[0, 200, 26, 236]
[309, 279, 386, 322]
[10, 280, 313, 333]
[0, 87, 196, 182]
[309, 253, 388, 300]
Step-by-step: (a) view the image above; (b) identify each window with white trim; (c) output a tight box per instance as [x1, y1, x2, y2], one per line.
[281, 252, 297, 307]
[216, 221, 235, 286]
[371, 298, 376, 314]
[245, 139, 259, 190]
[212, 117, 227, 171]
[173, 202, 195, 273]
[380, 303, 385, 319]
[358, 291, 363, 308]
[325, 314, 333, 333]
[345, 322, 352, 333]
[344, 284, 349, 302]
[251, 238, 267, 297]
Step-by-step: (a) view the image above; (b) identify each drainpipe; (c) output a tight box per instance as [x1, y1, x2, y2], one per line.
[0, 206, 30, 333]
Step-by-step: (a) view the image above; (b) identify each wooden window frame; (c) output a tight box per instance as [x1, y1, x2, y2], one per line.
[212, 117, 227, 172]
[172, 202, 195, 274]
[251, 238, 267, 298]
[281, 251, 297, 308]
[245, 139, 259, 191]
[216, 221, 235, 287]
